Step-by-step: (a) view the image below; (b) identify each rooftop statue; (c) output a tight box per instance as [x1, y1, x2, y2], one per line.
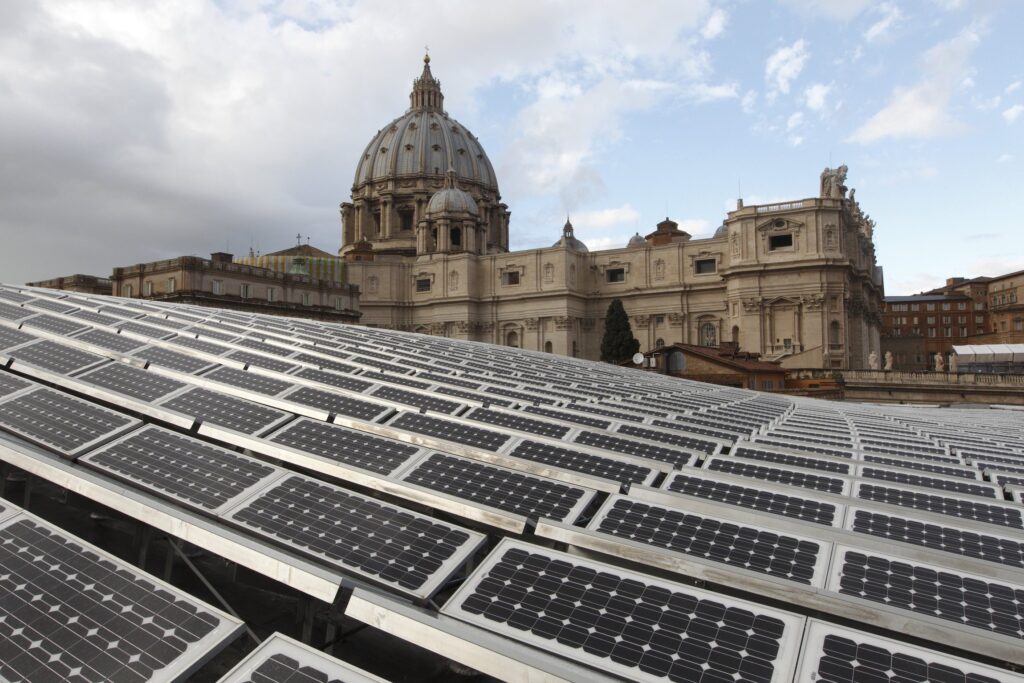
[820, 165, 849, 199]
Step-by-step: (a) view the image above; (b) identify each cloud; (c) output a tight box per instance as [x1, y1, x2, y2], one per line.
[804, 82, 832, 112]
[741, 89, 758, 113]
[864, 3, 903, 43]
[571, 204, 641, 231]
[996, 153, 1014, 164]
[779, 0, 872, 21]
[0, 0, 715, 284]
[848, 24, 983, 143]
[679, 218, 711, 235]
[701, 8, 728, 40]
[1007, 80, 1022, 94]
[687, 82, 739, 102]
[765, 39, 809, 96]
[1003, 104, 1024, 124]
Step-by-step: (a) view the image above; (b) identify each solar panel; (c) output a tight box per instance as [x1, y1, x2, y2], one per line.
[226, 475, 482, 598]
[77, 362, 187, 402]
[855, 483, 1024, 529]
[829, 546, 1024, 640]
[847, 507, 1024, 570]
[0, 302, 32, 321]
[731, 447, 852, 474]
[291, 367, 371, 394]
[704, 458, 847, 495]
[616, 424, 720, 454]
[133, 345, 218, 373]
[574, 431, 692, 467]
[267, 418, 419, 475]
[590, 495, 827, 586]
[72, 328, 148, 353]
[861, 454, 980, 479]
[398, 452, 594, 523]
[218, 632, 387, 683]
[434, 386, 514, 408]
[158, 387, 291, 435]
[7, 339, 107, 375]
[0, 387, 140, 457]
[69, 309, 121, 326]
[662, 472, 840, 526]
[0, 512, 241, 682]
[236, 337, 295, 357]
[859, 467, 998, 498]
[465, 407, 570, 439]
[0, 289, 33, 303]
[284, 386, 389, 421]
[523, 405, 611, 429]
[443, 539, 804, 683]
[0, 326, 36, 351]
[292, 353, 358, 374]
[204, 366, 294, 396]
[168, 335, 231, 356]
[370, 385, 463, 414]
[509, 440, 657, 486]
[25, 298, 77, 314]
[796, 619, 1023, 683]
[80, 426, 285, 514]
[369, 373, 431, 390]
[224, 350, 299, 373]
[117, 320, 176, 339]
[390, 412, 510, 451]
[0, 372, 33, 399]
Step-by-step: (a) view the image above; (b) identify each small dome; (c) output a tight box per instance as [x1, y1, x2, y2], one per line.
[552, 217, 589, 252]
[714, 223, 728, 238]
[627, 232, 646, 248]
[425, 169, 478, 217]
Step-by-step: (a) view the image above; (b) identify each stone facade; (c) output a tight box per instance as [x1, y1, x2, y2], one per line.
[340, 58, 884, 369]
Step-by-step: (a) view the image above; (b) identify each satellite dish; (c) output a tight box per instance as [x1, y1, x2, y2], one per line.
[632, 353, 645, 365]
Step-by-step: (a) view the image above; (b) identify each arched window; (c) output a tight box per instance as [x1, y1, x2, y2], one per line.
[731, 326, 739, 344]
[506, 330, 519, 348]
[451, 227, 462, 248]
[699, 322, 717, 347]
[544, 341, 553, 353]
[829, 320, 841, 345]
[655, 338, 665, 348]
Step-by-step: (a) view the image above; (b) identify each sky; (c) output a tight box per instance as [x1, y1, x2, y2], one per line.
[0, 0, 1021, 294]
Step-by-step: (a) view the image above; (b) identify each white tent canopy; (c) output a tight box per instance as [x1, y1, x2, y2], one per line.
[952, 344, 1024, 364]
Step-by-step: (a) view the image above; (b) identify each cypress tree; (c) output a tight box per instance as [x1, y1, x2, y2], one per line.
[600, 299, 640, 363]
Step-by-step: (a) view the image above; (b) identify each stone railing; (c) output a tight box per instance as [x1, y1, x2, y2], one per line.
[790, 369, 1024, 387]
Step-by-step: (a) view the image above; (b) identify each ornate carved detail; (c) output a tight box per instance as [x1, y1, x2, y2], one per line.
[847, 298, 866, 316]
[366, 275, 379, 294]
[448, 270, 459, 291]
[428, 322, 446, 335]
[820, 164, 848, 199]
[801, 293, 824, 311]
[553, 316, 573, 331]
[823, 223, 838, 251]
[731, 232, 741, 257]
[477, 321, 494, 334]
[741, 298, 762, 313]
[580, 318, 596, 331]
[543, 263, 554, 283]
[632, 315, 651, 327]
[455, 321, 472, 334]
[668, 313, 685, 327]
[524, 317, 540, 330]
[653, 259, 666, 281]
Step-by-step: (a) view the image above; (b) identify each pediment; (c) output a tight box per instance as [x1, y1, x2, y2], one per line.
[756, 217, 804, 232]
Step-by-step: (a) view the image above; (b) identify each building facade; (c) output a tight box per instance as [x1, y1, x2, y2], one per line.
[341, 57, 884, 368]
[110, 251, 361, 322]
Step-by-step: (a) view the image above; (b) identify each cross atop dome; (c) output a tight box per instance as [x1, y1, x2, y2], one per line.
[411, 52, 444, 112]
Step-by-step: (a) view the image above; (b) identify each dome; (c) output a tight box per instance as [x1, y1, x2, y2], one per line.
[627, 232, 646, 248]
[426, 170, 479, 217]
[552, 217, 588, 252]
[353, 55, 498, 193]
[714, 223, 728, 238]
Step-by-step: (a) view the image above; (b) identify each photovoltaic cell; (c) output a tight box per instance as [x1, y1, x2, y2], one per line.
[0, 326, 36, 351]
[856, 483, 1023, 529]
[70, 309, 122, 326]
[25, 298, 77, 314]
[80, 426, 282, 513]
[390, 412, 509, 451]
[204, 366, 294, 396]
[292, 367, 373, 393]
[861, 455, 979, 479]
[218, 633, 385, 683]
[616, 424, 719, 454]
[0, 514, 239, 683]
[523, 405, 611, 429]
[593, 496, 823, 584]
[664, 473, 839, 526]
[117, 321, 176, 340]
[370, 385, 463, 414]
[268, 418, 418, 475]
[8, 340, 107, 376]
[510, 440, 655, 486]
[284, 386, 388, 421]
[0, 387, 139, 457]
[225, 350, 299, 374]
[860, 468, 996, 498]
[0, 302, 32, 321]
[445, 540, 802, 683]
[834, 549, 1024, 639]
[400, 452, 591, 522]
[0, 373, 32, 399]
[731, 447, 851, 474]
[77, 363, 187, 402]
[73, 328, 148, 353]
[168, 335, 231, 356]
[705, 459, 846, 495]
[574, 431, 691, 467]
[466, 407, 570, 439]
[227, 475, 479, 597]
[133, 346, 217, 373]
[160, 387, 290, 435]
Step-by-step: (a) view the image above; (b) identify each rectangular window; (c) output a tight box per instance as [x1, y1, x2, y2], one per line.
[926, 316, 935, 324]
[166, 277, 176, 293]
[941, 303, 950, 311]
[240, 284, 250, 299]
[959, 327, 968, 337]
[910, 304, 919, 311]
[655, 315, 665, 325]
[941, 316, 950, 324]
[975, 302, 984, 310]
[335, 297, 344, 310]
[926, 303, 935, 311]
[768, 234, 793, 250]
[912, 317, 919, 324]
[1015, 319, 1023, 332]
[974, 315, 983, 324]
[144, 281, 153, 296]
[267, 287, 276, 302]
[501, 271, 521, 286]
[124, 284, 133, 297]
[415, 278, 431, 292]
[212, 280, 223, 295]
[302, 293, 311, 306]
[762, 380, 774, 390]
[928, 328, 936, 338]
[695, 258, 717, 274]
[944, 327, 952, 337]
[911, 327, 920, 335]
[606, 268, 625, 283]
[957, 302, 966, 310]
[958, 315, 966, 324]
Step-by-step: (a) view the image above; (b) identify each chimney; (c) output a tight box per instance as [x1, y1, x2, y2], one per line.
[945, 277, 965, 287]
[210, 252, 233, 264]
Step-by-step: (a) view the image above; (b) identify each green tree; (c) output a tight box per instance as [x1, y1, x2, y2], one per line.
[600, 299, 640, 362]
